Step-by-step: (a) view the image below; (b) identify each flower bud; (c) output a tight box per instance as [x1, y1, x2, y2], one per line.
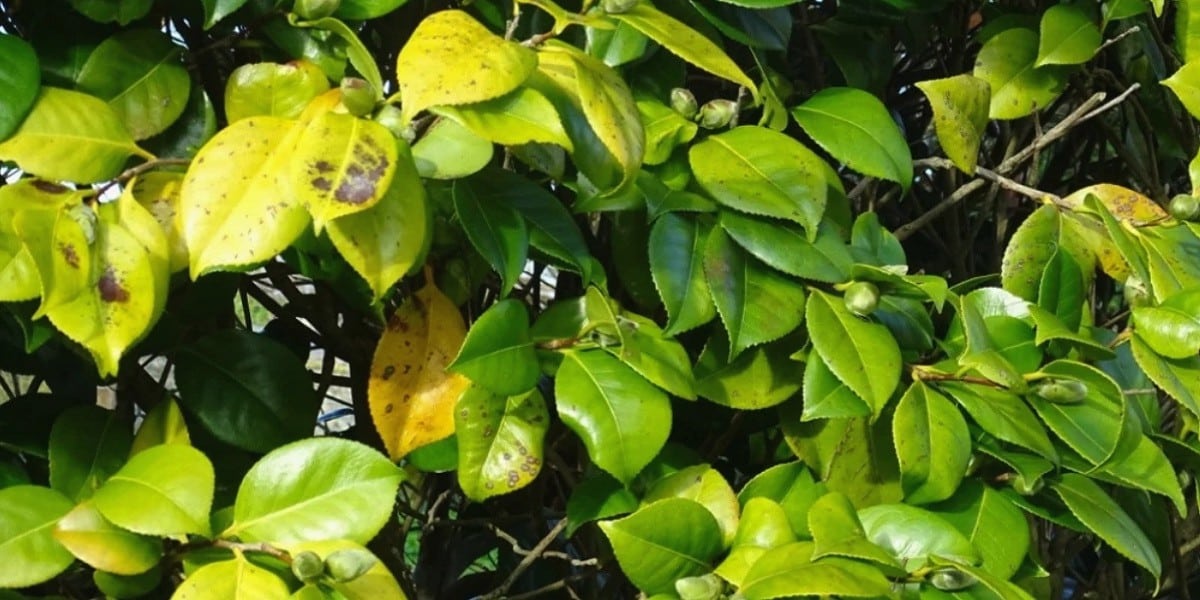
[929, 567, 977, 592]
[1170, 194, 1200, 222]
[843, 281, 881, 317]
[697, 99, 738, 129]
[675, 573, 723, 600]
[290, 551, 324, 582]
[1031, 378, 1087, 404]
[294, 0, 340, 20]
[1123, 274, 1150, 308]
[373, 104, 414, 142]
[602, 0, 638, 14]
[324, 548, 377, 583]
[670, 88, 698, 119]
[339, 77, 376, 117]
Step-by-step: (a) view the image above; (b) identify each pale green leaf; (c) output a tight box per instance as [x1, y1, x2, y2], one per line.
[93, 445, 214, 537]
[1036, 5, 1102, 67]
[915, 75, 990, 174]
[974, 28, 1068, 120]
[599, 498, 724, 595]
[0, 485, 75, 588]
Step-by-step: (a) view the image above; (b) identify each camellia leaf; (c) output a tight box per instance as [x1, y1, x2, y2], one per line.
[857, 503, 980, 571]
[1028, 360, 1125, 467]
[791, 87, 913, 188]
[128, 171, 189, 273]
[53, 501, 162, 575]
[475, 167, 593, 279]
[1164, 61, 1200, 120]
[689, 126, 828, 235]
[92, 444, 214, 537]
[0, 33, 39, 142]
[738, 541, 893, 600]
[649, 213, 717, 336]
[129, 397, 191, 456]
[929, 481, 1029, 579]
[808, 492, 902, 569]
[806, 290, 901, 418]
[800, 352, 870, 420]
[174, 330, 322, 453]
[223, 60, 330, 123]
[720, 212, 853, 283]
[455, 386, 549, 501]
[0, 87, 152, 183]
[291, 111, 398, 232]
[609, 312, 697, 400]
[599, 498, 724, 595]
[938, 381, 1059, 461]
[973, 27, 1068, 120]
[45, 197, 170, 377]
[555, 350, 671, 484]
[704, 227, 806, 358]
[224, 438, 403, 544]
[76, 29, 191, 140]
[1061, 183, 1167, 225]
[335, 0, 409, 20]
[914, 74, 990, 174]
[893, 382, 971, 505]
[411, 117, 494, 179]
[1132, 294, 1200, 359]
[609, 4, 757, 96]
[449, 299, 540, 396]
[327, 138, 429, 300]
[566, 472, 639, 537]
[179, 116, 310, 277]
[715, 497, 796, 587]
[451, 174, 531, 293]
[69, 0, 153, 24]
[0, 485, 75, 588]
[201, 0, 250, 28]
[431, 87, 573, 150]
[49, 405, 133, 502]
[395, 10, 537, 123]
[1131, 334, 1200, 418]
[369, 277, 471, 459]
[172, 556, 290, 599]
[642, 465, 741, 546]
[1036, 4, 1102, 66]
[1, 180, 85, 304]
[737, 463, 826, 540]
[1052, 473, 1161, 579]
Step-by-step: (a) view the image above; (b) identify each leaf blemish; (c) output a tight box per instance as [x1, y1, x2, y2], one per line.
[334, 139, 390, 205]
[59, 243, 80, 269]
[98, 267, 130, 303]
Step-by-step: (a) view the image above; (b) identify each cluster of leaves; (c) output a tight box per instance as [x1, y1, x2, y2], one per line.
[4, 0, 1200, 598]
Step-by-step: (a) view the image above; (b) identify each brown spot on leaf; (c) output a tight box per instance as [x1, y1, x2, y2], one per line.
[59, 243, 80, 269]
[312, 177, 332, 191]
[385, 403, 394, 414]
[382, 365, 396, 380]
[98, 268, 130, 303]
[333, 141, 390, 205]
[313, 160, 335, 174]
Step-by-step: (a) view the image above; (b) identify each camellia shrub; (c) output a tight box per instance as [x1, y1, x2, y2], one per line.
[4, 0, 1200, 597]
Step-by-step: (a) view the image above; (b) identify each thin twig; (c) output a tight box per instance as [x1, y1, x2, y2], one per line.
[93, 158, 191, 199]
[1095, 25, 1142, 57]
[503, 573, 597, 600]
[481, 519, 570, 600]
[915, 157, 1061, 202]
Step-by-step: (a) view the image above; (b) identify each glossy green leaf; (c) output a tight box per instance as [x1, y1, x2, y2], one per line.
[449, 300, 539, 396]
[650, 213, 717, 335]
[715, 498, 796, 587]
[451, 174, 529, 293]
[610, 4, 757, 95]
[335, 0, 408, 19]
[973, 27, 1068, 120]
[720, 212, 853, 283]
[608, 313, 696, 399]
[643, 465, 740, 546]
[292, 112, 397, 231]
[915, 75, 990, 174]
[689, 126, 828, 234]
[130, 397, 191, 456]
[0, 87, 151, 183]
[599, 498, 724, 595]
[1132, 298, 1200, 359]
[696, 333, 803, 409]
[955, 295, 1027, 390]
[704, 227, 806, 358]
[327, 139, 430, 300]
[179, 116, 310, 277]
[288, 16, 384, 100]
[224, 438, 401, 543]
[201, 0, 249, 28]
[928, 556, 1036, 600]
[1052, 473, 1161, 579]
[930, 481, 1029, 579]
[172, 556, 290, 599]
[1103, 0, 1149, 23]
[806, 290, 901, 418]
[1099, 427, 1186, 513]
[53, 501, 162, 575]
[93, 444, 214, 537]
[94, 566, 163, 599]
[938, 382, 1058, 461]
[555, 350, 671, 484]
[1036, 5, 1102, 66]
[412, 117, 493, 179]
[0, 485, 75, 588]
[638, 98, 698, 165]
[76, 30, 190, 139]
[69, 0, 153, 24]
[739, 541, 893, 599]
[857, 503, 980, 571]
[456, 386, 548, 501]
[1130, 334, 1200, 418]
[1028, 360, 1124, 466]
[0, 34, 39, 142]
[791, 87, 912, 188]
[432, 87, 572, 150]
[782, 417, 903, 508]
[808, 492, 901, 568]
[1165, 63, 1200, 120]
[800, 352, 870, 420]
[737, 462, 826, 538]
[566, 471, 638, 536]
[49, 405, 132, 502]
[893, 382, 971, 505]
[224, 61, 330, 123]
[396, 10, 537, 123]
[850, 212, 905, 267]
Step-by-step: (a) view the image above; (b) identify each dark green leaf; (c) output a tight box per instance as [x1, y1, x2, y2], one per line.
[893, 382, 971, 505]
[649, 213, 717, 335]
[49, 405, 132, 502]
[0, 34, 39, 142]
[1052, 473, 1161, 579]
[450, 299, 540, 396]
[705, 227, 806, 358]
[451, 176, 530, 293]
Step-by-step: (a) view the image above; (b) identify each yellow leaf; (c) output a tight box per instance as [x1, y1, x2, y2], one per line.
[369, 275, 470, 459]
[126, 171, 188, 273]
[10, 182, 95, 316]
[0, 180, 72, 303]
[290, 112, 398, 232]
[395, 10, 538, 124]
[179, 116, 310, 277]
[1061, 184, 1167, 225]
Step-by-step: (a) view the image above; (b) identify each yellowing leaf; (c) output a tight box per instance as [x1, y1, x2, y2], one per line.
[915, 75, 990, 174]
[45, 197, 169, 377]
[179, 116, 310, 277]
[1061, 184, 1168, 225]
[395, 10, 538, 123]
[224, 60, 331, 123]
[0, 88, 152, 183]
[0, 181, 70, 302]
[327, 139, 430, 300]
[291, 112, 398, 232]
[430, 87, 573, 150]
[11, 183, 95, 316]
[369, 276, 470, 459]
[127, 171, 189, 273]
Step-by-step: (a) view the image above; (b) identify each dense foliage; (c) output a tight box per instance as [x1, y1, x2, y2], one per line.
[3, 0, 1200, 598]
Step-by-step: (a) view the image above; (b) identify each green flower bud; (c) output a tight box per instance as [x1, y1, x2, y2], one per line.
[1031, 378, 1087, 404]
[1169, 194, 1200, 222]
[294, 0, 341, 20]
[601, 0, 638, 14]
[1012, 474, 1043, 496]
[697, 99, 738, 129]
[929, 567, 977, 592]
[1123, 274, 1150, 308]
[675, 573, 723, 600]
[324, 548, 377, 583]
[339, 77, 376, 117]
[670, 88, 699, 119]
[843, 281, 881, 317]
[373, 104, 414, 142]
[290, 551, 324, 582]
